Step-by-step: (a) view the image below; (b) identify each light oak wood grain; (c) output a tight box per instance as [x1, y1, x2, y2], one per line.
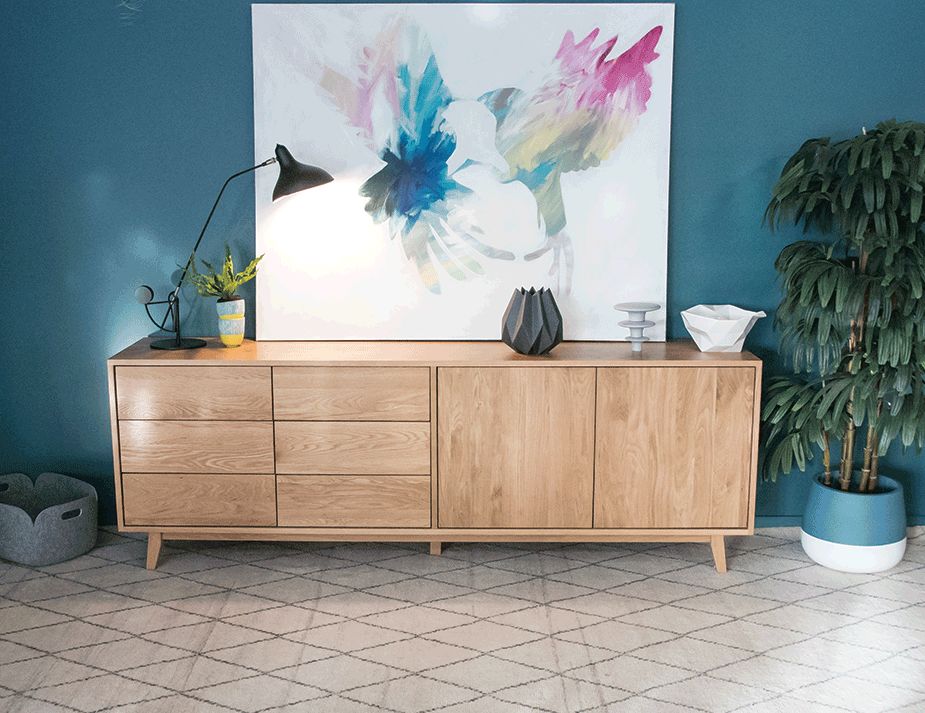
[147, 529, 730, 545]
[277, 475, 430, 527]
[119, 421, 275, 474]
[711, 369, 759, 526]
[116, 366, 272, 420]
[438, 367, 596, 528]
[745, 365, 763, 532]
[275, 421, 431, 475]
[146, 532, 162, 570]
[594, 367, 756, 529]
[711, 535, 727, 573]
[111, 338, 761, 368]
[108, 365, 125, 529]
[123, 473, 276, 526]
[273, 366, 429, 421]
[122, 526, 751, 537]
[429, 367, 438, 525]
[107, 340, 762, 572]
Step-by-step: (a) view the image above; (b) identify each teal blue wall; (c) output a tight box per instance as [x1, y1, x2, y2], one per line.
[2, 1, 923, 525]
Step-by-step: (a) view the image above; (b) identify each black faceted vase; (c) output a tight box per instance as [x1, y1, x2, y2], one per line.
[501, 287, 563, 355]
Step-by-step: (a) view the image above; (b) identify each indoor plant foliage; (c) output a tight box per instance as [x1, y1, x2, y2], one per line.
[189, 246, 263, 347]
[763, 120, 925, 569]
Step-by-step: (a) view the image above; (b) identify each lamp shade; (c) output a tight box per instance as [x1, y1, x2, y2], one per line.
[272, 144, 333, 200]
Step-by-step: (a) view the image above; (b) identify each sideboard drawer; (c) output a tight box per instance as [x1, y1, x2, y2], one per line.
[277, 475, 430, 527]
[119, 421, 275, 473]
[116, 366, 272, 420]
[273, 367, 430, 421]
[275, 422, 431, 475]
[123, 473, 276, 526]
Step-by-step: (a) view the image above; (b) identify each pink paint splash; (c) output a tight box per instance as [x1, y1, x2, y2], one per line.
[555, 25, 663, 113]
[479, 23, 665, 293]
[350, 43, 401, 140]
[318, 21, 407, 149]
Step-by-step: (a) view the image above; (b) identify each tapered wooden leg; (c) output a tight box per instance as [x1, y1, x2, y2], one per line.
[710, 535, 727, 573]
[429, 541, 442, 556]
[146, 532, 163, 570]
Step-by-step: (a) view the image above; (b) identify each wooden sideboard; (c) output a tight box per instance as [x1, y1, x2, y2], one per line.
[108, 339, 762, 572]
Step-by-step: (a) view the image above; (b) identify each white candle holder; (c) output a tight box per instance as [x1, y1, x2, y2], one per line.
[614, 302, 660, 352]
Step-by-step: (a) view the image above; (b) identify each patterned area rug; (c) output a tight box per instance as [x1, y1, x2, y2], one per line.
[1, 528, 923, 713]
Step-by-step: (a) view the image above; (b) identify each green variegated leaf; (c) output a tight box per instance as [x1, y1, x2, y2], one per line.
[189, 245, 263, 300]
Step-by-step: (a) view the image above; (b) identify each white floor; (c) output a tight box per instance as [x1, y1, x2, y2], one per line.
[1, 527, 923, 713]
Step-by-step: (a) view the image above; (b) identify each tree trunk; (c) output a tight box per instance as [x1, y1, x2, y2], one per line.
[822, 431, 832, 486]
[839, 250, 867, 492]
[867, 401, 883, 492]
[839, 408, 856, 491]
[869, 439, 880, 491]
[859, 423, 875, 491]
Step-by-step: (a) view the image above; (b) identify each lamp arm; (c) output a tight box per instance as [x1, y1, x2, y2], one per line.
[171, 155, 277, 300]
[152, 155, 277, 332]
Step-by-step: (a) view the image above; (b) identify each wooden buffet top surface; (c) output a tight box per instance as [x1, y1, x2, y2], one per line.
[110, 338, 761, 367]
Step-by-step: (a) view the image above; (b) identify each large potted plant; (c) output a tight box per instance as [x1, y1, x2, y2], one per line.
[762, 119, 925, 572]
[189, 246, 263, 348]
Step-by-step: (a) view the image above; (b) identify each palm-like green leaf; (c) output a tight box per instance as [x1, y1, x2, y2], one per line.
[763, 120, 925, 485]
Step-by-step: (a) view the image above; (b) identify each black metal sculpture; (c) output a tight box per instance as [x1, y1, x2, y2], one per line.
[501, 287, 563, 355]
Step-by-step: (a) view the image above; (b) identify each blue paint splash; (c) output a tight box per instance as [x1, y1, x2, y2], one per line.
[360, 56, 468, 227]
[317, 20, 515, 293]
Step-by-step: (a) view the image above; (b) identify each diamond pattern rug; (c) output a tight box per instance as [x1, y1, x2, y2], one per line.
[1, 528, 923, 713]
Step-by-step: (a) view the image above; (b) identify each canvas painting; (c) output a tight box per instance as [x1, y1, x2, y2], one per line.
[253, 3, 674, 340]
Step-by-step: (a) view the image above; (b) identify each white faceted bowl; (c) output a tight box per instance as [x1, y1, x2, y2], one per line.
[681, 304, 766, 352]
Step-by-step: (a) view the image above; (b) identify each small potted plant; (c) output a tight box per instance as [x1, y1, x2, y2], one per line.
[189, 246, 263, 348]
[762, 120, 925, 572]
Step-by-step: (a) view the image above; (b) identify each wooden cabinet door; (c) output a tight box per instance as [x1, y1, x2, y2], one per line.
[438, 367, 595, 528]
[594, 367, 756, 529]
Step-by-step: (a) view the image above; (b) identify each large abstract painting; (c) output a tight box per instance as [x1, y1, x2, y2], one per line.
[253, 4, 674, 340]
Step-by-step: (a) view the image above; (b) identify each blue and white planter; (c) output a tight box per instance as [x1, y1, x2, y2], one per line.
[216, 296, 245, 348]
[801, 475, 907, 573]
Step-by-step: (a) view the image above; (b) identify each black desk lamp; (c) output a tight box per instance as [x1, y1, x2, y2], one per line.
[136, 144, 333, 350]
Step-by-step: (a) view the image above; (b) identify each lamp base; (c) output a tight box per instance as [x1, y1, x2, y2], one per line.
[150, 337, 208, 351]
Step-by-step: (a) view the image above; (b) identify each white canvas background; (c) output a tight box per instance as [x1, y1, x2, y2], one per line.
[253, 3, 674, 340]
